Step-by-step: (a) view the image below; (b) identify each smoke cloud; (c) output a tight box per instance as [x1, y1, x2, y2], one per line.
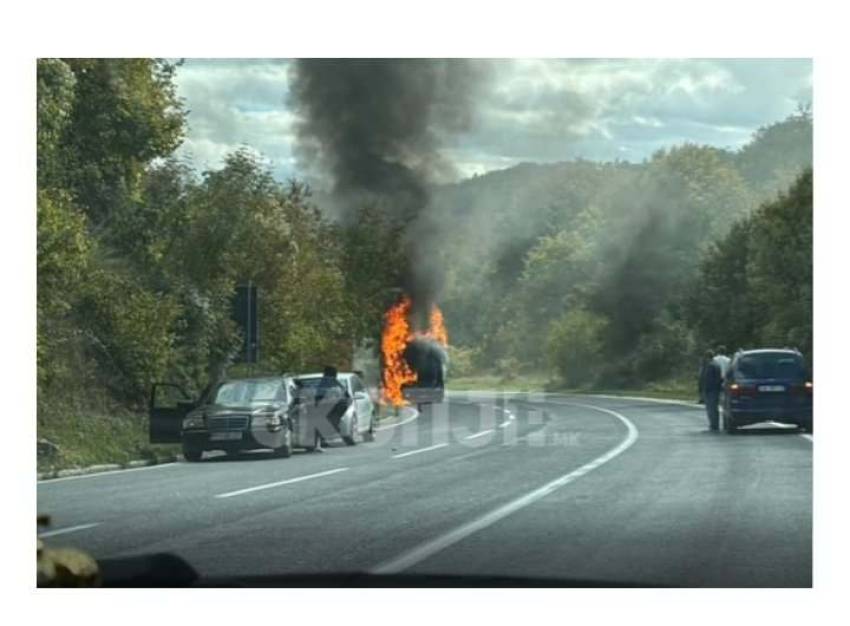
[289, 59, 489, 329]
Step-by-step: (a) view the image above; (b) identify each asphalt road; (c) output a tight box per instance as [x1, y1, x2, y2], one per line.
[36, 392, 812, 587]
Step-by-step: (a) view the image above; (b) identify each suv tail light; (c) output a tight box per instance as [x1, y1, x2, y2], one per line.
[729, 382, 756, 398]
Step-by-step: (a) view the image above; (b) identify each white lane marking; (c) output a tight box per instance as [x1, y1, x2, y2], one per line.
[762, 420, 813, 443]
[579, 393, 701, 409]
[215, 467, 349, 499]
[391, 443, 449, 459]
[38, 462, 176, 485]
[498, 411, 515, 429]
[38, 522, 101, 538]
[371, 402, 639, 574]
[375, 408, 420, 431]
[464, 429, 495, 440]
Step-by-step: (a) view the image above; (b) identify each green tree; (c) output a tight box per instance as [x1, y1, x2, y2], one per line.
[55, 58, 186, 226]
[748, 169, 812, 356]
[546, 309, 609, 387]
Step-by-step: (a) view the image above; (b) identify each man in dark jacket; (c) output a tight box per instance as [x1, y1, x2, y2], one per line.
[703, 357, 724, 431]
[315, 365, 351, 434]
[697, 350, 714, 404]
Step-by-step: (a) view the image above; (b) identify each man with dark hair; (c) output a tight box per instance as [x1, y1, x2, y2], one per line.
[314, 365, 351, 446]
[703, 356, 724, 431]
[316, 365, 343, 404]
[698, 349, 714, 404]
[713, 345, 731, 380]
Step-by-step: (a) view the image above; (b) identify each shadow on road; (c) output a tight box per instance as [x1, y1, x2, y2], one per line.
[193, 446, 341, 463]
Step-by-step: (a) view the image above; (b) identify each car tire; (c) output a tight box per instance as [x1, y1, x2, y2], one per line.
[343, 414, 358, 446]
[363, 412, 376, 442]
[182, 445, 203, 462]
[801, 418, 813, 434]
[724, 411, 737, 434]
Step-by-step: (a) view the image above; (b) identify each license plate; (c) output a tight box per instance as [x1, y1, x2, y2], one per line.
[210, 431, 242, 441]
[758, 385, 786, 392]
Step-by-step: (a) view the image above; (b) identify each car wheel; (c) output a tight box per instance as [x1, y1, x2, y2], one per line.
[182, 444, 203, 462]
[724, 411, 737, 434]
[363, 411, 376, 442]
[801, 418, 813, 434]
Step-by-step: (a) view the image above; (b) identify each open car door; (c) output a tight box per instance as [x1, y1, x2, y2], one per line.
[149, 383, 195, 444]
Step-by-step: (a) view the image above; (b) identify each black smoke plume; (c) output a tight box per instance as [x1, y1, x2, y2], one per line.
[290, 59, 487, 329]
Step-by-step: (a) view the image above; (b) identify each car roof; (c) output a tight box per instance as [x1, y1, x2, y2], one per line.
[296, 372, 356, 380]
[219, 376, 286, 384]
[734, 348, 802, 357]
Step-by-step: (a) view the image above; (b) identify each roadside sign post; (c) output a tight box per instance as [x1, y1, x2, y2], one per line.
[232, 283, 259, 364]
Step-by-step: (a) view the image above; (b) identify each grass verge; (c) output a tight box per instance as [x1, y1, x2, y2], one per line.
[37, 410, 180, 474]
[448, 372, 696, 402]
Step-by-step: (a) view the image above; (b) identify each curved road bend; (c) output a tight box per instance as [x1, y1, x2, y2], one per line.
[37, 392, 811, 586]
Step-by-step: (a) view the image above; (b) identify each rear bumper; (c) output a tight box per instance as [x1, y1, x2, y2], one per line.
[727, 404, 812, 424]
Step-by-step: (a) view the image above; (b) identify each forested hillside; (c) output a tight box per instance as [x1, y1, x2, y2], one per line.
[37, 59, 401, 454]
[37, 58, 812, 466]
[435, 110, 812, 386]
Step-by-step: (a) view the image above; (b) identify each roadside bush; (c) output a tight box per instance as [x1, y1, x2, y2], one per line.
[446, 345, 477, 378]
[546, 309, 608, 387]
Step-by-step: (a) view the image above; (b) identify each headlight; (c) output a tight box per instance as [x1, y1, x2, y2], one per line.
[182, 414, 205, 429]
[258, 412, 281, 429]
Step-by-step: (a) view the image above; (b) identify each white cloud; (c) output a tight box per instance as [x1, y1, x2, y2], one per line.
[172, 58, 812, 181]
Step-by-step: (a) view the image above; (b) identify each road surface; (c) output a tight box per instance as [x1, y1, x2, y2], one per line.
[37, 392, 812, 586]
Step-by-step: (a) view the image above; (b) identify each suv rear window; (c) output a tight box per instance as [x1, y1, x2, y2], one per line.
[734, 353, 805, 380]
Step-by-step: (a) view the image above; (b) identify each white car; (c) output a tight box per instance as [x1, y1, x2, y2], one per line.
[291, 372, 376, 445]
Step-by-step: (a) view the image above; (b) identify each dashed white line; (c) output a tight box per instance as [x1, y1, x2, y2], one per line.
[464, 429, 495, 440]
[215, 467, 350, 498]
[391, 443, 449, 459]
[371, 402, 639, 574]
[39, 522, 101, 538]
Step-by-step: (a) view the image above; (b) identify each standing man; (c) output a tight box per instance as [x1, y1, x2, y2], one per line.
[698, 349, 714, 404]
[713, 346, 731, 380]
[703, 355, 724, 431]
[315, 365, 351, 438]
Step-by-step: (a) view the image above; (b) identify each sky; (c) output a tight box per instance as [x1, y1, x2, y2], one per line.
[173, 58, 812, 184]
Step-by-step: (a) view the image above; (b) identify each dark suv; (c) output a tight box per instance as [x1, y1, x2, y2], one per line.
[721, 349, 813, 433]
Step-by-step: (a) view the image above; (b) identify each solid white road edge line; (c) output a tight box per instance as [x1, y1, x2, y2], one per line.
[464, 429, 495, 440]
[375, 407, 420, 431]
[38, 462, 177, 485]
[39, 522, 101, 538]
[215, 467, 350, 498]
[391, 443, 449, 459]
[767, 420, 813, 442]
[498, 410, 515, 429]
[371, 402, 639, 574]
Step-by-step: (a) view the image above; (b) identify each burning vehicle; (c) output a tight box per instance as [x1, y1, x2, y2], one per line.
[381, 295, 448, 408]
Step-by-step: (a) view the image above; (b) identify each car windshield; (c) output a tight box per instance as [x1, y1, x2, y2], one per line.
[211, 380, 281, 406]
[35, 57, 813, 591]
[735, 354, 806, 380]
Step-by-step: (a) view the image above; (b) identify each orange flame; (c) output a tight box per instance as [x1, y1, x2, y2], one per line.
[381, 295, 448, 406]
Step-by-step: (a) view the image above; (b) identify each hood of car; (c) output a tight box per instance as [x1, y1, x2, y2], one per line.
[191, 403, 284, 418]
